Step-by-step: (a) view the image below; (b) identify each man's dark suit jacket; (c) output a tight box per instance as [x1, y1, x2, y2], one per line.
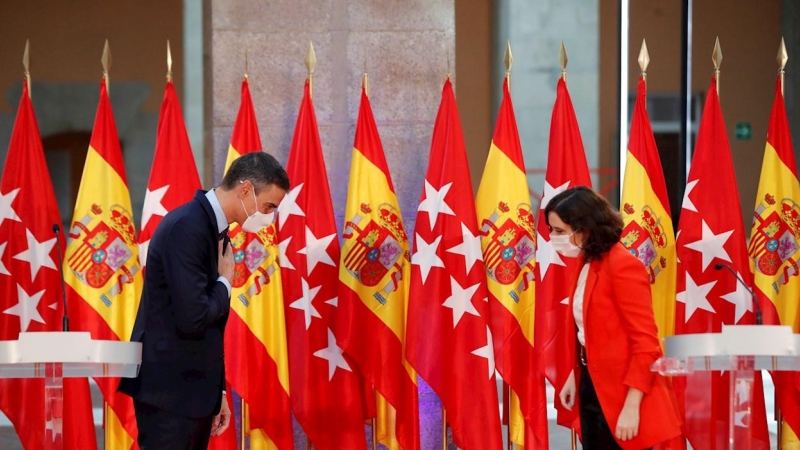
[119, 190, 230, 419]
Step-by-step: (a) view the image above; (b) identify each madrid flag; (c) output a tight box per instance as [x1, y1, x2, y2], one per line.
[674, 77, 769, 449]
[0, 80, 97, 449]
[534, 77, 592, 429]
[278, 79, 365, 449]
[138, 79, 201, 267]
[407, 79, 503, 450]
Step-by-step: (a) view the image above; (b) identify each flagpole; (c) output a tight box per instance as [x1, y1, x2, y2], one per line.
[775, 37, 789, 447]
[370, 387, 377, 450]
[306, 41, 316, 99]
[561, 41, 578, 450]
[712, 37, 722, 96]
[442, 407, 447, 450]
[503, 40, 515, 450]
[241, 401, 247, 450]
[100, 39, 113, 449]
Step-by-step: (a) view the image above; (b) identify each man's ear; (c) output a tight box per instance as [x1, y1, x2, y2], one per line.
[237, 180, 252, 199]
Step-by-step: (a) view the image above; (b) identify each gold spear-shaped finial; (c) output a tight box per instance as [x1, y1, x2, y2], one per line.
[504, 40, 513, 87]
[712, 37, 722, 95]
[363, 58, 369, 97]
[560, 41, 568, 81]
[638, 38, 650, 80]
[167, 40, 173, 82]
[447, 48, 452, 81]
[306, 41, 317, 98]
[778, 37, 788, 95]
[102, 39, 112, 92]
[23, 40, 31, 97]
[244, 47, 249, 80]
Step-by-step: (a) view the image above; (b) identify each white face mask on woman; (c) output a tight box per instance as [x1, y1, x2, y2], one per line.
[240, 188, 275, 233]
[551, 232, 581, 258]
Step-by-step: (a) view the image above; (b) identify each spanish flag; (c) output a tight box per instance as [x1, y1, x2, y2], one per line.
[619, 76, 677, 341]
[476, 78, 548, 449]
[64, 78, 142, 449]
[748, 76, 800, 448]
[339, 83, 419, 450]
[222, 78, 293, 450]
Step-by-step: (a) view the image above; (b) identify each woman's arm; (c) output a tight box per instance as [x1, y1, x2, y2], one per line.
[609, 247, 663, 394]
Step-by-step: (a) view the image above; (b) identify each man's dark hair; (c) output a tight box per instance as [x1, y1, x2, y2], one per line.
[220, 152, 290, 193]
[544, 186, 623, 262]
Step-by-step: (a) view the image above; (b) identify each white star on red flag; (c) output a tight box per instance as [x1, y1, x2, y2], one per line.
[298, 226, 336, 274]
[539, 180, 570, 210]
[141, 184, 170, 229]
[411, 233, 445, 284]
[3, 284, 46, 332]
[720, 273, 753, 323]
[278, 236, 295, 270]
[289, 277, 322, 330]
[441, 276, 481, 327]
[0, 188, 21, 228]
[277, 183, 306, 230]
[417, 180, 455, 229]
[535, 232, 566, 280]
[13, 228, 57, 281]
[312, 328, 352, 381]
[470, 326, 495, 379]
[0, 242, 9, 276]
[446, 222, 483, 273]
[683, 219, 734, 271]
[682, 179, 699, 212]
[676, 272, 717, 322]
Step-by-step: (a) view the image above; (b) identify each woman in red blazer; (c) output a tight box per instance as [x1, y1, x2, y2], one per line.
[545, 186, 681, 450]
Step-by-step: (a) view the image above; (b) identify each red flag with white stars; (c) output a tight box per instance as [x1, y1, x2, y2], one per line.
[533, 77, 592, 430]
[138, 80, 201, 268]
[406, 79, 503, 450]
[0, 81, 97, 449]
[674, 77, 769, 449]
[278, 79, 366, 449]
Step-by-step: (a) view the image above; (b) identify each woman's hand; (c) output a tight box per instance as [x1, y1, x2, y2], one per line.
[559, 370, 576, 410]
[616, 387, 643, 441]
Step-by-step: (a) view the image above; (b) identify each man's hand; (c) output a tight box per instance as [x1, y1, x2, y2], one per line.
[211, 392, 231, 436]
[218, 240, 234, 283]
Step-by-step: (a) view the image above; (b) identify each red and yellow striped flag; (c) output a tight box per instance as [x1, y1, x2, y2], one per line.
[222, 78, 292, 449]
[339, 84, 419, 450]
[64, 78, 142, 449]
[476, 78, 548, 449]
[748, 76, 800, 448]
[620, 76, 677, 340]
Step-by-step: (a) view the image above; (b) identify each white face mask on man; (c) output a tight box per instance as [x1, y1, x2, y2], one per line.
[240, 188, 275, 233]
[550, 232, 582, 258]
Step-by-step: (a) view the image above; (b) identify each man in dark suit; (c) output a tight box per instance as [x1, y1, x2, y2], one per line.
[119, 152, 289, 449]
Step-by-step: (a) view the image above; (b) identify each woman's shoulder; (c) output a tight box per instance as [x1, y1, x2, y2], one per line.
[599, 242, 642, 268]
